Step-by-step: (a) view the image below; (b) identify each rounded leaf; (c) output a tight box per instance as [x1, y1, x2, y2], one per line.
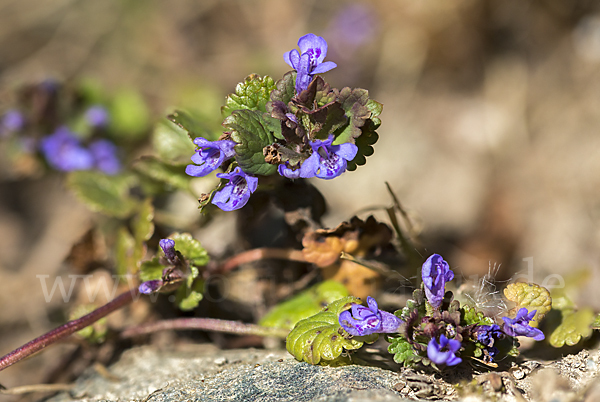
[286, 296, 375, 365]
[504, 282, 552, 325]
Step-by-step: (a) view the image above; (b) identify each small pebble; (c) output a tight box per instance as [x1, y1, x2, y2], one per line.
[213, 357, 227, 366]
[586, 358, 597, 371]
[512, 368, 526, 380]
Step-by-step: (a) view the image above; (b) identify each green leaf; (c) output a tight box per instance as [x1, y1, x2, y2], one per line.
[259, 280, 349, 330]
[133, 198, 154, 244]
[592, 314, 600, 330]
[286, 296, 377, 365]
[387, 336, 421, 367]
[115, 227, 135, 278]
[224, 109, 277, 176]
[400, 288, 426, 321]
[549, 308, 595, 347]
[347, 120, 379, 171]
[67, 171, 138, 218]
[365, 99, 383, 127]
[152, 120, 197, 163]
[222, 74, 277, 118]
[333, 87, 371, 145]
[109, 89, 150, 141]
[132, 156, 190, 191]
[139, 257, 163, 282]
[70, 304, 108, 343]
[270, 71, 296, 104]
[175, 279, 204, 311]
[461, 304, 494, 326]
[170, 233, 209, 268]
[504, 282, 552, 325]
[131, 199, 154, 271]
[167, 110, 219, 141]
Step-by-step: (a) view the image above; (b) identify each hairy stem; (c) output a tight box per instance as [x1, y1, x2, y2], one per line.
[218, 248, 307, 274]
[120, 318, 289, 339]
[0, 288, 139, 372]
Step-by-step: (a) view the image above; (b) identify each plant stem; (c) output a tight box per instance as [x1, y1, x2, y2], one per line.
[0, 288, 139, 372]
[218, 248, 307, 274]
[120, 318, 290, 339]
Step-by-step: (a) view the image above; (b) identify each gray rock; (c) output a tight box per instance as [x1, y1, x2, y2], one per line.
[47, 345, 600, 402]
[49, 346, 421, 402]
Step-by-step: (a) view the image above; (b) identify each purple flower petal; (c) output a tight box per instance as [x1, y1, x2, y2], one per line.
[427, 335, 462, 366]
[186, 138, 236, 177]
[298, 34, 328, 63]
[502, 308, 545, 341]
[380, 311, 403, 333]
[310, 135, 358, 180]
[310, 61, 337, 75]
[339, 296, 402, 336]
[212, 167, 258, 211]
[40, 127, 94, 172]
[85, 105, 110, 128]
[284, 33, 336, 93]
[284, 49, 300, 70]
[422, 254, 453, 309]
[159, 239, 177, 264]
[277, 152, 319, 179]
[139, 280, 163, 294]
[89, 139, 121, 175]
[1, 110, 25, 136]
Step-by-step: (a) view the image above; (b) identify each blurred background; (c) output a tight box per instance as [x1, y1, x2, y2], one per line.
[1, 0, 600, 394]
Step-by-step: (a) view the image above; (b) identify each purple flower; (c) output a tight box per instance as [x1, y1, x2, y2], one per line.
[1, 110, 25, 137]
[476, 324, 504, 361]
[139, 279, 163, 294]
[159, 239, 178, 264]
[311, 135, 358, 179]
[284, 33, 337, 93]
[339, 296, 403, 336]
[40, 127, 94, 172]
[427, 335, 462, 366]
[476, 324, 504, 347]
[212, 167, 258, 211]
[89, 139, 121, 175]
[277, 158, 318, 179]
[502, 308, 545, 341]
[422, 254, 454, 309]
[185, 137, 236, 177]
[85, 105, 110, 128]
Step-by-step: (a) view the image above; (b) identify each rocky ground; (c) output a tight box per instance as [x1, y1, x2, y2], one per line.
[45, 344, 600, 402]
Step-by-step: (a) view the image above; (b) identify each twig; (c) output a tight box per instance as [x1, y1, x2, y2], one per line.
[0, 383, 74, 395]
[0, 288, 139, 372]
[120, 318, 289, 339]
[217, 248, 307, 274]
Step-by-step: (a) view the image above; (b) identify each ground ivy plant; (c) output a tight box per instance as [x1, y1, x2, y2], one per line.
[173, 33, 381, 211]
[287, 253, 554, 369]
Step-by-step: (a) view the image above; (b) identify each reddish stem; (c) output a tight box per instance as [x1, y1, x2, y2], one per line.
[0, 288, 139, 372]
[218, 248, 307, 274]
[120, 318, 289, 339]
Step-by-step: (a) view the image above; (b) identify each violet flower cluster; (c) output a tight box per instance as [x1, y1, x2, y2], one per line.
[185, 138, 256, 211]
[40, 126, 121, 175]
[185, 33, 367, 212]
[1, 103, 120, 175]
[381, 254, 548, 369]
